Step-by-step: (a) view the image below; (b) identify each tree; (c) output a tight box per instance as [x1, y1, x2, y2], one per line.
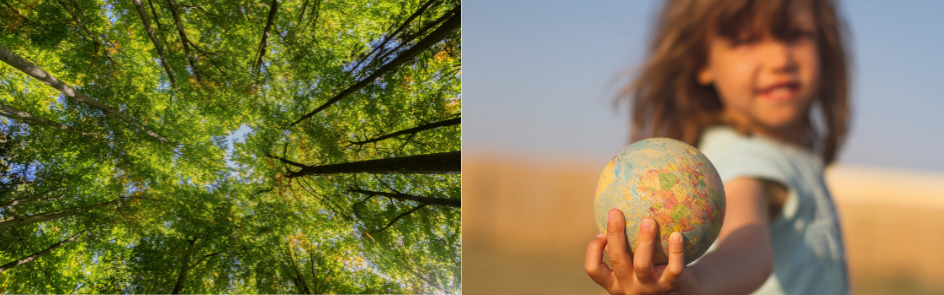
[0, 0, 459, 293]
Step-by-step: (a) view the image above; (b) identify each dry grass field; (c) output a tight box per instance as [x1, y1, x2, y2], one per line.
[463, 152, 944, 294]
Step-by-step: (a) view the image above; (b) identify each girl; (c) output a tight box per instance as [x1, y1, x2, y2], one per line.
[584, 0, 851, 294]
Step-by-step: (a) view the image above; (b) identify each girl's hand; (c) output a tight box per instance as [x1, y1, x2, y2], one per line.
[585, 209, 700, 295]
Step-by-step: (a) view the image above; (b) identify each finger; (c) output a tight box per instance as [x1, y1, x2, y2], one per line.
[661, 231, 685, 283]
[585, 233, 614, 287]
[605, 209, 633, 275]
[632, 217, 657, 283]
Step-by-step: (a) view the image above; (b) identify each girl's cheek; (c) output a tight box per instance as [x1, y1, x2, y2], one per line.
[730, 58, 758, 97]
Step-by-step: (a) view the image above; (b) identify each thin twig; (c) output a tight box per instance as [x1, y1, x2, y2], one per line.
[371, 204, 427, 234]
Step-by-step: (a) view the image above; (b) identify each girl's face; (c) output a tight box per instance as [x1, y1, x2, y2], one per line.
[697, 7, 820, 142]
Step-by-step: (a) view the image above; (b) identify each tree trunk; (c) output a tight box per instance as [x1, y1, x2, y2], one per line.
[284, 151, 459, 178]
[132, 0, 178, 91]
[0, 198, 121, 230]
[171, 238, 197, 294]
[0, 230, 85, 273]
[350, 188, 459, 207]
[0, 44, 176, 145]
[289, 6, 461, 126]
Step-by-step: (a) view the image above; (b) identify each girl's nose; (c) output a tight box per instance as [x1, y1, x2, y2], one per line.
[763, 40, 798, 74]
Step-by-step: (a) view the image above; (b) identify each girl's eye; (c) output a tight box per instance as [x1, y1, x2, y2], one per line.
[791, 30, 814, 41]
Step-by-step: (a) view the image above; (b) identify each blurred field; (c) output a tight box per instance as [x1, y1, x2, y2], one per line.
[463, 152, 944, 294]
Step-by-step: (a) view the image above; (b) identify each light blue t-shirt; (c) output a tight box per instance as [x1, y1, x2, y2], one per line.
[697, 126, 849, 295]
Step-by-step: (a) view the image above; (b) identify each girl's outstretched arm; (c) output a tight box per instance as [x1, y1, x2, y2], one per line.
[585, 177, 775, 295]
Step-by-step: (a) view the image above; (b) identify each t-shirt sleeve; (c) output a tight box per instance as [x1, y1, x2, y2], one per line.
[698, 129, 794, 188]
[708, 143, 792, 187]
[698, 128, 799, 221]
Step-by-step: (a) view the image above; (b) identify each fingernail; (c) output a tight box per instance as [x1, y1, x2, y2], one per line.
[642, 218, 652, 230]
[596, 233, 606, 238]
[672, 232, 683, 244]
[608, 210, 619, 221]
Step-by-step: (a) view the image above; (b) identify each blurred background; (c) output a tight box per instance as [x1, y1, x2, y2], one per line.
[463, 0, 944, 294]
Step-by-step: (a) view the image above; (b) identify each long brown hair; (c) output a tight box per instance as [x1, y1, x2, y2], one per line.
[621, 0, 851, 164]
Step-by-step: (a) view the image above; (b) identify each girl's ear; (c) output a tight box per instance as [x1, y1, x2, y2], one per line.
[697, 67, 714, 85]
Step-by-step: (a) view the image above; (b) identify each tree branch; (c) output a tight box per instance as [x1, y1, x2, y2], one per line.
[0, 197, 128, 230]
[289, 6, 460, 126]
[193, 250, 224, 266]
[285, 244, 312, 294]
[132, 0, 178, 91]
[350, 188, 459, 208]
[54, 1, 92, 40]
[1, 1, 37, 26]
[296, 178, 350, 220]
[251, 187, 273, 198]
[0, 229, 87, 273]
[371, 204, 427, 234]
[54, 0, 116, 65]
[350, 117, 459, 146]
[291, 0, 311, 37]
[0, 103, 108, 143]
[349, 0, 439, 75]
[0, 44, 178, 146]
[187, 40, 225, 76]
[266, 153, 306, 169]
[165, 0, 200, 82]
[351, 194, 376, 212]
[253, 0, 281, 77]
[0, 186, 66, 209]
[374, 5, 458, 67]
[145, 0, 162, 26]
[308, 248, 320, 293]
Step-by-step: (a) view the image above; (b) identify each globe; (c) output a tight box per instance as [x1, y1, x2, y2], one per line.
[594, 138, 725, 265]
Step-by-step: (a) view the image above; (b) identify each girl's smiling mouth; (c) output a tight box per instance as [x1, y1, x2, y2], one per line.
[757, 82, 800, 102]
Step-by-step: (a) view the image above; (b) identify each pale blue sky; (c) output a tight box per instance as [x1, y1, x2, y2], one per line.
[464, 0, 944, 172]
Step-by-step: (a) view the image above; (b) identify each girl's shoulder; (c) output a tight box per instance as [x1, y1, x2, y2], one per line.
[697, 126, 822, 185]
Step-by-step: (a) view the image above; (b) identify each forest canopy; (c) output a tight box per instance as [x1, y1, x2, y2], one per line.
[0, 0, 460, 293]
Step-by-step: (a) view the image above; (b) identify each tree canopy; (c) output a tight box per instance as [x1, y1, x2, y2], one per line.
[0, 0, 460, 293]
